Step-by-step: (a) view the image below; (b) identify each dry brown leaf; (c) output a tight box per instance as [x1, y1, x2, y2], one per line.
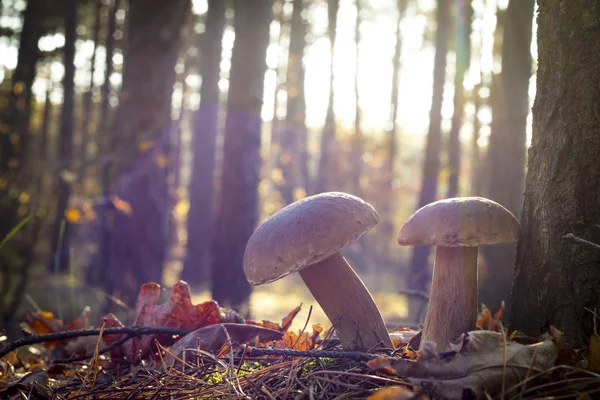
[102, 281, 221, 361]
[367, 386, 428, 400]
[370, 330, 558, 400]
[246, 304, 302, 332]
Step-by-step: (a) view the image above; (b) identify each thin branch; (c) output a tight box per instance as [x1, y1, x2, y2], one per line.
[562, 233, 600, 252]
[0, 326, 190, 359]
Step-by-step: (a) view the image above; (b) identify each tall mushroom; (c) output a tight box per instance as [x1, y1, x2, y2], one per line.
[397, 197, 519, 351]
[244, 192, 393, 351]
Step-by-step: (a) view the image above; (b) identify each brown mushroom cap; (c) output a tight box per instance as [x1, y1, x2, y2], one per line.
[397, 197, 519, 247]
[244, 192, 378, 285]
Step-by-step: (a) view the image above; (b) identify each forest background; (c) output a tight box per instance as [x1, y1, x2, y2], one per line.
[3, 0, 592, 348]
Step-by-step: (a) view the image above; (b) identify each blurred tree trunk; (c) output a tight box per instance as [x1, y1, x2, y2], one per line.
[99, 0, 120, 193]
[406, 0, 450, 319]
[88, 0, 120, 286]
[78, 0, 102, 183]
[99, 0, 188, 307]
[349, 0, 363, 196]
[181, 0, 226, 287]
[269, 0, 285, 187]
[49, 0, 77, 273]
[211, 0, 273, 309]
[446, 0, 472, 198]
[469, 77, 483, 196]
[510, 0, 600, 349]
[380, 0, 407, 257]
[480, 0, 534, 316]
[473, 6, 505, 197]
[314, 0, 339, 194]
[280, 0, 307, 205]
[0, 0, 44, 178]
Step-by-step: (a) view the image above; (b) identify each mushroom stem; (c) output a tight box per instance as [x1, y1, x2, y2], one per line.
[298, 252, 393, 350]
[421, 246, 478, 351]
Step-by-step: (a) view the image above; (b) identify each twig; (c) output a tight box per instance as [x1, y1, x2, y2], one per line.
[53, 335, 132, 363]
[562, 233, 600, 251]
[0, 326, 190, 359]
[242, 345, 381, 362]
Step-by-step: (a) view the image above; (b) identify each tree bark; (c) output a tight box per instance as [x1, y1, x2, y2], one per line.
[446, 0, 472, 198]
[99, 0, 188, 307]
[314, 0, 339, 195]
[406, 0, 450, 319]
[480, 0, 534, 316]
[49, 0, 77, 273]
[510, 0, 600, 349]
[181, 0, 226, 286]
[280, 0, 308, 205]
[211, 0, 273, 309]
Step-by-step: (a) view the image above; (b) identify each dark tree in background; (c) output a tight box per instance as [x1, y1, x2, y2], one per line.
[0, 0, 44, 179]
[211, 0, 273, 308]
[314, 0, 339, 194]
[280, 0, 308, 205]
[406, 0, 450, 318]
[446, 0, 472, 198]
[510, 0, 600, 349]
[480, 0, 534, 316]
[50, 0, 77, 272]
[182, 0, 226, 286]
[349, 0, 363, 196]
[99, 0, 188, 307]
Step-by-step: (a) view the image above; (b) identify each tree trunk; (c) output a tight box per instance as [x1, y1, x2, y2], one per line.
[510, 0, 600, 349]
[280, 0, 307, 205]
[349, 0, 363, 196]
[100, 0, 188, 307]
[480, 0, 534, 316]
[78, 0, 102, 183]
[406, 0, 450, 320]
[446, 0, 472, 198]
[211, 0, 273, 309]
[314, 0, 339, 195]
[99, 0, 120, 193]
[380, 0, 407, 258]
[181, 0, 226, 287]
[0, 0, 44, 178]
[49, 0, 77, 273]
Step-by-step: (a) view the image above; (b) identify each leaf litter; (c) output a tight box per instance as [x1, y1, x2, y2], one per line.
[1, 283, 599, 399]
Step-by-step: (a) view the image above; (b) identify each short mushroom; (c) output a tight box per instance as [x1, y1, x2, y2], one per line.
[244, 192, 393, 351]
[397, 197, 519, 351]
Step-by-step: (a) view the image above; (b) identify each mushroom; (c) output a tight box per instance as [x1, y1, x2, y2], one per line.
[397, 197, 519, 351]
[244, 192, 393, 351]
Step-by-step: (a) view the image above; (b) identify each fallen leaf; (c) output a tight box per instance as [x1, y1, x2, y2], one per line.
[110, 195, 133, 216]
[367, 386, 428, 400]
[379, 330, 558, 400]
[366, 357, 399, 376]
[102, 281, 221, 361]
[25, 308, 89, 349]
[246, 304, 302, 332]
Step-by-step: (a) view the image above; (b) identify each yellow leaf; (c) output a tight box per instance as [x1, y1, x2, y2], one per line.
[110, 195, 133, 216]
[13, 82, 24, 95]
[366, 386, 423, 400]
[154, 153, 170, 167]
[588, 333, 600, 372]
[174, 200, 189, 217]
[138, 140, 151, 152]
[18, 192, 29, 204]
[65, 208, 81, 223]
